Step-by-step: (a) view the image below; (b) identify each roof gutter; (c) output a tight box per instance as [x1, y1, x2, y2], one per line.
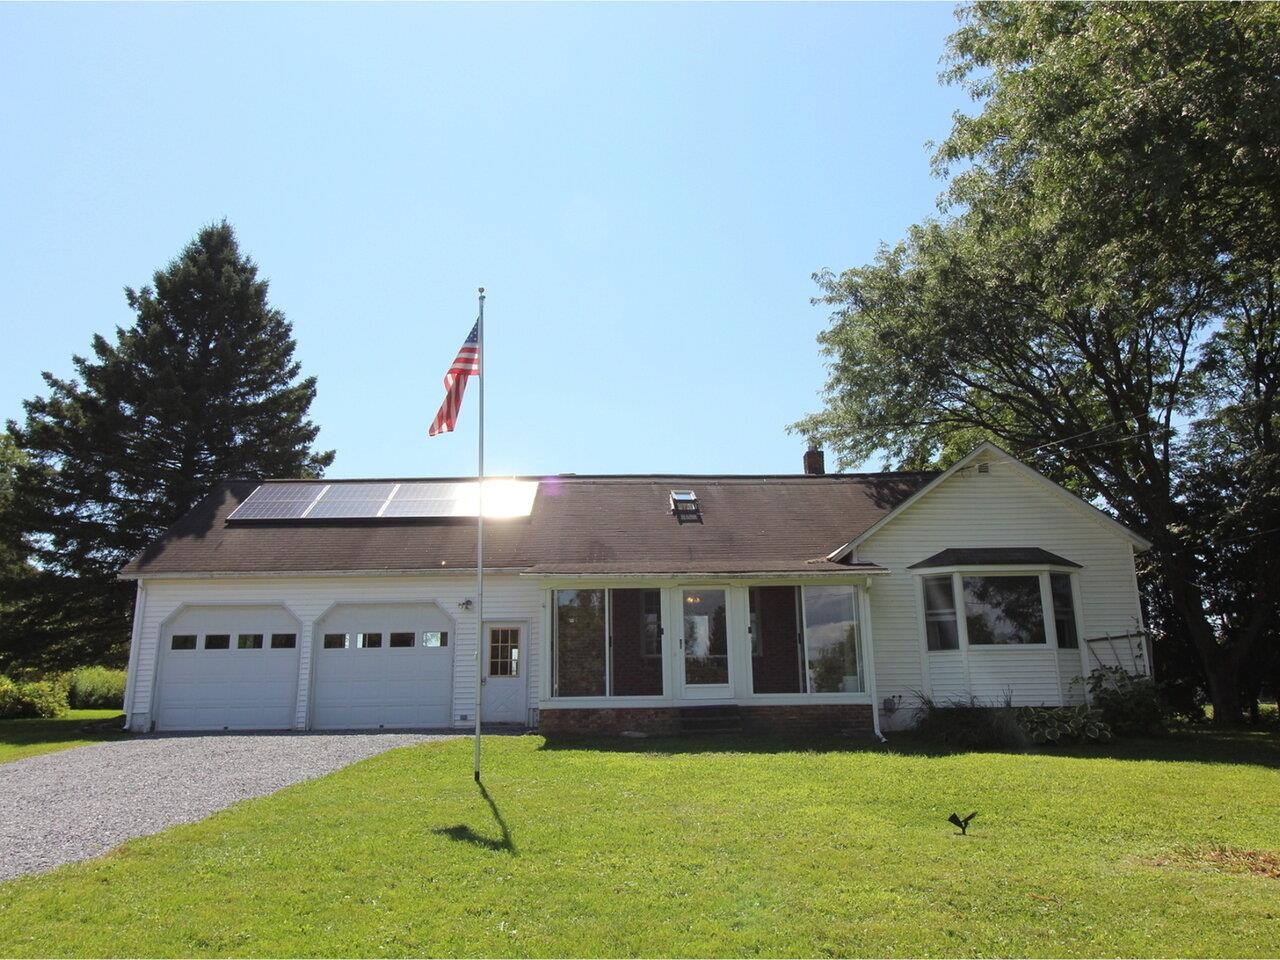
[117, 566, 532, 581]
[518, 569, 890, 581]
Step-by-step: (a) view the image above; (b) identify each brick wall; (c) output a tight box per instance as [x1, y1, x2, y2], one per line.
[539, 703, 874, 736]
[739, 703, 873, 734]
[539, 707, 682, 735]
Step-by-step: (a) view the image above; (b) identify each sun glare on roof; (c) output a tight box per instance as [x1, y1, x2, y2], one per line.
[479, 478, 540, 518]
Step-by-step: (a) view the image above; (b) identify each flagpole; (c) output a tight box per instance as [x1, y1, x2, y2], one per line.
[474, 286, 485, 784]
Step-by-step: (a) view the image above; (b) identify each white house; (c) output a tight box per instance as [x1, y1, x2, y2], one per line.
[119, 442, 1151, 736]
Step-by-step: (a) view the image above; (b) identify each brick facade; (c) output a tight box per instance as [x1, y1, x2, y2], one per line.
[539, 707, 683, 735]
[538, 703, 873, 736]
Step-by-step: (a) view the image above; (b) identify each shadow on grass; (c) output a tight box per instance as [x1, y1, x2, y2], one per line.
[433, 783, 517, 855]
[0, 712, 126, 751]
[538, 727, 1279, 769]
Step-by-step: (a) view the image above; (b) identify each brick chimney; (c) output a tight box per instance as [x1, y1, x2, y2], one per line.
[803, 446, 825, 476]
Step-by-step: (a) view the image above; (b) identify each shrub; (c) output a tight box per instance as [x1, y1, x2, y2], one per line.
[67, 666, 127, 709]
[1087, 666, 1169, 736]
[1016, 705, 1113, 745]
[0, 675, 70, 719]
[912, 696, 1029, 750]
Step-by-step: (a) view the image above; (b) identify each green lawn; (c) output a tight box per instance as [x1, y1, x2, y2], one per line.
[0, 710, 125, 764]
[0, 730, 1277, 957]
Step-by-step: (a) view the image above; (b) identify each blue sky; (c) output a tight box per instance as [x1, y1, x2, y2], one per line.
[0, 2, 969, 479]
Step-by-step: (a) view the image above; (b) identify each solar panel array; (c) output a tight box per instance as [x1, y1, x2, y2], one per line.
[227, 479, 539, 522]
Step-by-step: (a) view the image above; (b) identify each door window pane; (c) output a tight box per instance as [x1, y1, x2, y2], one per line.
[802, 586, 862, 692]
[682, 589, 728, 685]
[963, 576, 1047, 644]
[237, 633, 264, 650]
[389, 631, 415, 648]
[424, 631, 448, 648]
[204, 634, 230, 650]
[750, 586, 805, 694]
[1050, 574, 1079, 648]
[923, 575, 960, 651]
[323, 633, 348, 649]
[356, 632, 382, 649]
[610, 589, 663, 696]
[554, 590, 606, 696]
[270, 633, 297, 649]
[489, 627, 520, 677]
[171, 634, 197, 651]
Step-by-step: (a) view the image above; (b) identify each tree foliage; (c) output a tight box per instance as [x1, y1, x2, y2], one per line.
[794, 2, 1280, 723]
[2, 222, 334, 669]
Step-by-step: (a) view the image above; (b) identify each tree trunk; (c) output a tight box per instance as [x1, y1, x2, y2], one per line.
[1204, 661, 1244, 726]
[1158, 547, 1248, 727]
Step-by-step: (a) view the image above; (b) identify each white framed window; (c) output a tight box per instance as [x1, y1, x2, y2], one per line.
[551, 588, 664, 698]
[919, 566, 1082, 652]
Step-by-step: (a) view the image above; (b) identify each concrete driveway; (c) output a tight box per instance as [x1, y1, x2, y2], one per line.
[0, 731, 455, 881]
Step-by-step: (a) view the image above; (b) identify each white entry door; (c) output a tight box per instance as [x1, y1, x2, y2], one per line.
[679, 587, 734, 699]
[481, 623, 527, 725]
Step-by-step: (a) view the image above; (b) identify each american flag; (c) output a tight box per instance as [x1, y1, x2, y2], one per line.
[428, 321, 481, 436]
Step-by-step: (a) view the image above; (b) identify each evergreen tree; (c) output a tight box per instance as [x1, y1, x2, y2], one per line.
[3, 222, 334, 669]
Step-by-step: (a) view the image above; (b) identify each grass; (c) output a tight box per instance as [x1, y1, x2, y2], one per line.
[0, 730, 1277, 957]
[0, 710, 125, 765]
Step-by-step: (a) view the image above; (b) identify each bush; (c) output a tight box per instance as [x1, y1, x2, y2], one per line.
[67, 666, 127, 709]
[912, 696, 1030, 750]
[1087, 666, 1169, 736]
[1016, 705, 1113, 745]
[0, 675, 70, 719]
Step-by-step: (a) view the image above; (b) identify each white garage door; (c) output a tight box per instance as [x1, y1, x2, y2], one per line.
[311, 602, 454, 729]
[156, 605, 301, 731]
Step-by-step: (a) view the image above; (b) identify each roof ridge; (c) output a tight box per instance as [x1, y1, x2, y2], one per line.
[223, 471, 941, 485]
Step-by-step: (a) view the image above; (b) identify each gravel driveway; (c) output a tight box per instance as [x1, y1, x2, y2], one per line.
[0, 731, 455, 881]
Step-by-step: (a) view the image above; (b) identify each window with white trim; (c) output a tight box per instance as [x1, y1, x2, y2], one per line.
[922, 576, 960, 651]
[963, 575, 1046, 645]
[551, 588, 664, 697]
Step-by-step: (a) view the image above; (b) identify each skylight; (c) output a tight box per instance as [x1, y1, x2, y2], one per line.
[670, 489, 702, 524]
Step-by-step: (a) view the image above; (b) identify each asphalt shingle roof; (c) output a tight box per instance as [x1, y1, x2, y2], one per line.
[120, 472, 937, 577]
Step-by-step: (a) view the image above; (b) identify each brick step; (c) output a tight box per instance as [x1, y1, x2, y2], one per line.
[677, 705, 743, 735]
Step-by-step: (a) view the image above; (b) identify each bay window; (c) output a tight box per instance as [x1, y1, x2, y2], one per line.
[923, 575, 960, 650]
[1050, 573, 1079, 648]
[919, 566, 1083, 650]
[962, 575, 1046, 645]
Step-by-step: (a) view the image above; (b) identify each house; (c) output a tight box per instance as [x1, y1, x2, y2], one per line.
[119, 442, 1151, 736]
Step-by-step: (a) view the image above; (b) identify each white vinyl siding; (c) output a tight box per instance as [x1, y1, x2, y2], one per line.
[854, 453, 1147, 727]
[125, 574, 543, 732]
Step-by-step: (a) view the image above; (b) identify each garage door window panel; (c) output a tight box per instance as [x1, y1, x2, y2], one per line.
[389, 632, 415, 648]
[237, 633, 264, 650]
[204, 634, 230, 650]
[171, 634, 197, 651]
[270, 633, 297, 649]
[323, 633, 349, 649]
[357, 632, 383, 649]
[424, 631, 448, 647]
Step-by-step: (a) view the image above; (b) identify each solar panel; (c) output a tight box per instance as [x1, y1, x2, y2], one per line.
[382, 480, 539, 519]
[228, 479, 539, 521]
[227, 482, 327, 521]
[305, 482, 398, 519]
